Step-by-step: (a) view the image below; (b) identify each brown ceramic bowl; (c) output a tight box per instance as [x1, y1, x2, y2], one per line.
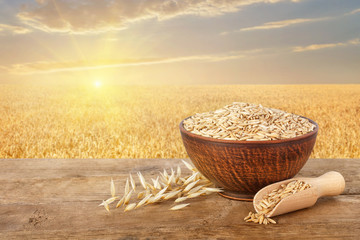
[179, 117, 318, 201]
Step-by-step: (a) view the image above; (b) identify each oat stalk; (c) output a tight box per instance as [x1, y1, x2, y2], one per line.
[99, 160, 223, 213]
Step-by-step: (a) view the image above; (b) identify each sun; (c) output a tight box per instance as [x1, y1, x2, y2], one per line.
[94, 80, 102, 88]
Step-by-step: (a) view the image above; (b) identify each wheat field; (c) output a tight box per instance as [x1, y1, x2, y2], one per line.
[0, 84, 359, 159]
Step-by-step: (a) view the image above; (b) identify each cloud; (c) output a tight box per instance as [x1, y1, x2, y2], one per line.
[0, 23, 32, 34]
[222, 7, 360, 35]
[17, 0, 300, 34]
[0, 50, 254, 75]
[239, 17, 326, 31]
[347, 8, 360, 15]
[293, 38, 360, 52]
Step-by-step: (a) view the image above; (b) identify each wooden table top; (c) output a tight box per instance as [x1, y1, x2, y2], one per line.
[0, 158, 359, 239]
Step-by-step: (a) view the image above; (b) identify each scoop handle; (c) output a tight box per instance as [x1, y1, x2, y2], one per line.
[312, 171, 345, 197]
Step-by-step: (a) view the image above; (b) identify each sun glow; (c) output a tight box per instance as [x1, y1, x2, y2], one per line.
[94, 80, 103, 88]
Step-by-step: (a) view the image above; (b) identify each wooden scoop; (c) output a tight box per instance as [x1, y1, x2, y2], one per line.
[253, 171, 345, 217]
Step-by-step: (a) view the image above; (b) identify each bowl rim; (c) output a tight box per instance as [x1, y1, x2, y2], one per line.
[179, 115, 318, 145]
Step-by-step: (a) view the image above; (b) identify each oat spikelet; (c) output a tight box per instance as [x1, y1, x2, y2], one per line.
[129, 173, 136, 191]
[125, 178, 130, 195]
[187, 185, 204, 195]
[136, 194, 153, 209]
[102, 200, 110, 212]
[183, 172, 199, 186]
[124, 203, 136, 212]
[137, 191, 145, 199]
[156, 186, 168, 196]
[146, 182, 155, 190]
[149, 186, 168, 203]
[163, 190, 182, 200]
[146, 196, 156, 204]
[204, 187, 223, 193]
[176, 165, 181, 178]
[124, 189, 133, 205]
[137, 171, 147, 189]
[170, 203, 190, 211]
[163, 169, 169, 179]
[159, 172, 167, 184]
[110, 178, 116, 197]
[116, 196, 125, 208]
[183, 179, 200, 192]
[175, 196, 188, 203]
[187, 191, 204, 199]
[167, 171, 175, 186]
[182, 160, 196, 172]
[153, 176, 161, 189]
[153, 193, 165, 202]
[99, 196, 118, 206]
[106, 197, 118, 205]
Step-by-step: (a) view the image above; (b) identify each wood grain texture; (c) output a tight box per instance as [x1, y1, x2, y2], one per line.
[180, 120, 318, 197]
[0, 158, 359, 239]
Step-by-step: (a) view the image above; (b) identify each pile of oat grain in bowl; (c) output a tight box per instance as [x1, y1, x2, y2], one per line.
[183, 102, 316, 141]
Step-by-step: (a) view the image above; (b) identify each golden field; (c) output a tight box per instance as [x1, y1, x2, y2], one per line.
[0, 84, 359, 159]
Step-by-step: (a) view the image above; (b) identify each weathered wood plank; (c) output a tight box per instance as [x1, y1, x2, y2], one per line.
[0, 158, 358, 182]
[0, 158, 359, 239]
[0, 159, 358, 205]
[0, 195, 359, 239]
[300, 158, 360, 195]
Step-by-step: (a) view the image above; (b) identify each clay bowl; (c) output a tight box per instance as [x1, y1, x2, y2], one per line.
[179, 117, 318, 201]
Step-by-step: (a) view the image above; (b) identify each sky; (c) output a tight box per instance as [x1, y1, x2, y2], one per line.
[0, 0, 359, 85]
